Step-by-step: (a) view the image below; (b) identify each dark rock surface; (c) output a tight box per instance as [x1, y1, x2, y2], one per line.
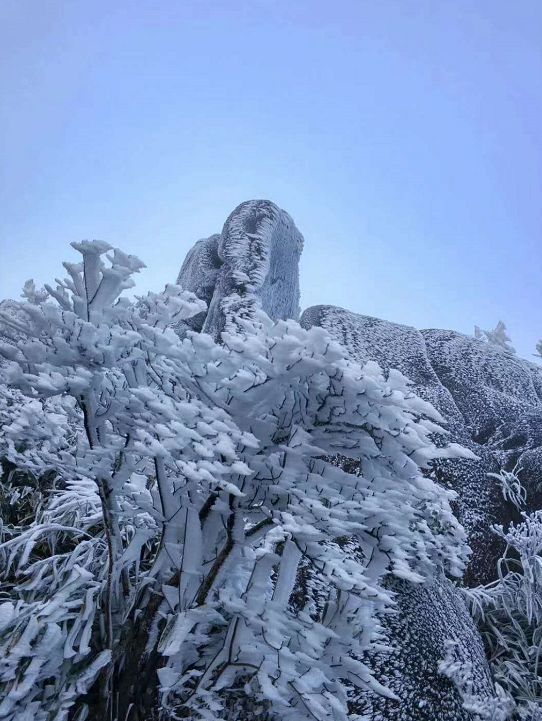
[361, 576, 493, 721]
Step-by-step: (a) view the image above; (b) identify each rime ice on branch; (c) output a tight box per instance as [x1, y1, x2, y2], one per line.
[0, 239, 469, 721]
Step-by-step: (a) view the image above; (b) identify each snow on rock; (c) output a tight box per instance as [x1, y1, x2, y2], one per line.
[300, 304, 542, 583]
[360, 576, 494, 721]
[299, 305, 463, 426]
[421, 331, 542, 580]
[176, 200, 303, 338]
[175, 234, 221, 332]
[421, 329, 542, 580]
[421, 328, 541, 442]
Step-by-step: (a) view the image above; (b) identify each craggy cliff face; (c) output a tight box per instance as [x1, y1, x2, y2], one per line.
[176, 200, 542, 721]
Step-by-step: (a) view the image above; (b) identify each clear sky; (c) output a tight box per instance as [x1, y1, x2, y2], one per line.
[1, 0, 541, 360]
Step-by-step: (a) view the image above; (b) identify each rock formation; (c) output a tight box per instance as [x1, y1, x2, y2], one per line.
[176, 199, 303, 338]
[299, 306, 542, 719]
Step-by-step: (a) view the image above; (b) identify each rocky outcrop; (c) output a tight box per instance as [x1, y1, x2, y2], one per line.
[176, 200, 303, 338]
[361, 576, 494, 721]
[300, 305, 542, 586]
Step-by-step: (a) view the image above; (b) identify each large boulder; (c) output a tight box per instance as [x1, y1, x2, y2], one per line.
[300, 305, 508, 720]
[176, 200, 303, 338]
[361, 576, 494, 721]
[421, 328, 542, 445]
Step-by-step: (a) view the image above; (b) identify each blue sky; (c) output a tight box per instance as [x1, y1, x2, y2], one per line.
[1, 0, 540, 359]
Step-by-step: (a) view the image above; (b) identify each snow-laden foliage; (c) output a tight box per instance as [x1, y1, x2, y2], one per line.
[474, 321, 516, 354]
[487, 465, 527, 511]
[0, 241, 470, 721]
[465, 509, 542, 721]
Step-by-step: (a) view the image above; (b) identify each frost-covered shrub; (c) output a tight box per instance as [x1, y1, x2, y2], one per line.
[488, 465, 527, 511]
[465, 511, 542, 721]
[474, 321, 516, 354]
[0, 241, 470, 721]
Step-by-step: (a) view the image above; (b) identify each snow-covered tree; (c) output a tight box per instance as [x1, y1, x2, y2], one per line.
[0, 241, 470, 721]
[474, 321, 516, 354]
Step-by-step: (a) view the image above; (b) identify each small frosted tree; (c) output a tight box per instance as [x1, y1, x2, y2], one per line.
[0, 241, 470, 721]
[474, 321, 516, 354]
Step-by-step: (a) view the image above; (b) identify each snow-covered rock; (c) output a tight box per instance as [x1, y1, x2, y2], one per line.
[300, 305, 464, 426]
[362, 576, 494, 721]
[174, 234, 222, 332]
[177, 200, 303, 338]
[300, 304, 542, 585]
[299, 305, 508, 720]
[421, 328, 541, 442]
